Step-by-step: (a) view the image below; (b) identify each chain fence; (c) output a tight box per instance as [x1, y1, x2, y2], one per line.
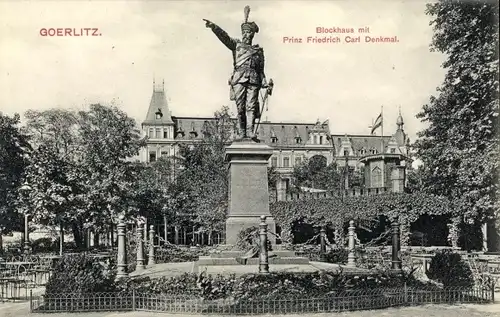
[30, 285, 494, 314]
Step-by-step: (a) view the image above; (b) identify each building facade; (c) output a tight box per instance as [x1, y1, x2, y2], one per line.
[140, 83, 410, 197]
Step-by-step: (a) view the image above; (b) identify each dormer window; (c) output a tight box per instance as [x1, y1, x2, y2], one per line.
[155, 108, 163, 120]
[390, 148, 396, 154]
[344, 150, 349, 156]
[189, 122, 198, 138]
[295, 136, 302, 144]
[202, 121, 210, 137]
[176, 123, 185, 138]
[271, 136, 278, 143]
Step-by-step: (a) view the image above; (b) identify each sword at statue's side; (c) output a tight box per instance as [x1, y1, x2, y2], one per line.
[254, 78, 274, 136]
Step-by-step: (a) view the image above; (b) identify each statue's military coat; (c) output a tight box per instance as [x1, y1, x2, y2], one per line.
[210, 25, 265, 108]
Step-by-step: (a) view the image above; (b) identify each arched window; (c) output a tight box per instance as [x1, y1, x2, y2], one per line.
[371, 166, 382, 188]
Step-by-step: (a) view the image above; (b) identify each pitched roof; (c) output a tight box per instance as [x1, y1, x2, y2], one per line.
[142, 89, 173, 125]
[331, 134, 396, 155]
[167, 116, 406, 153]
[172, 116, 218, 139]
[257, 121, 330, 147]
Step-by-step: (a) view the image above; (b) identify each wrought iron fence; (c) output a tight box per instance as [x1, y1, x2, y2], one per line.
[30, 285, 494, 314]
[1, 264, 52, 302]
[0, 280, 31, 302]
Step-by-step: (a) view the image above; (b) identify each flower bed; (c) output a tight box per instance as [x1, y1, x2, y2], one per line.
[32, 285, 494, 314]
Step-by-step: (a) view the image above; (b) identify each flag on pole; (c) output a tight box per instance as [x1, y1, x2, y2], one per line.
[370, 113, 383, 135]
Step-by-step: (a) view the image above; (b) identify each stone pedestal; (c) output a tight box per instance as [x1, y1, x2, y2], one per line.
[224, 139, 276, 245]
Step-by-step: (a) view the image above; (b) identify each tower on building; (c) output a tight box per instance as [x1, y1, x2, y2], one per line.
[141, 79, 175, 162]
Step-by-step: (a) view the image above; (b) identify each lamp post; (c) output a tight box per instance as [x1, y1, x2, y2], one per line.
[19, 184, 32, 255]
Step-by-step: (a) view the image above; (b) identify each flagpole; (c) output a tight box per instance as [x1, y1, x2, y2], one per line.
[380, 105, 384, 153]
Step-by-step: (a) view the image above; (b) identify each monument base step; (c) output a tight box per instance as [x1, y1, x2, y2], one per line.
[197, 256, 310, 266]
[209, 250, 296, 258]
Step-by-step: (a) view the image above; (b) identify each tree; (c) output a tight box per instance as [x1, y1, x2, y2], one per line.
[414, 1, 499, 248]
[133, 156, 182, 225]
[76, 104, 146, 228]
[0, 113, 30, 250]
[22, 105, 146, 248]
[22, 109, 82, 245]
[268, 166, 279, 201]
[291, 155, 342, 191]
[175, 106, 234, 236]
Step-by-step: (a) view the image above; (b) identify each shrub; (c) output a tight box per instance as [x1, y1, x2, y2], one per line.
[121, 270, 420, 301]
[236, 226, 259, 251]
[117, 273, 200, 297]
[324, 248, 348, 264]
[427, 250, 474, 287]
[45, 253, 117, 294]
[30, 237, 56, 253]
[155, 247, 202, 263]
[284, 244, 348, 264]
[236, 226, 272, 252]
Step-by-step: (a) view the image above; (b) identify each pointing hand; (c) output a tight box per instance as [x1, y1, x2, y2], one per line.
[203, 19, 214, 28]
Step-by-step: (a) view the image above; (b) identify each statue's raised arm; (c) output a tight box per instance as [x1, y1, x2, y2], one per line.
[203, 6, 271, 141]
[203, 19, 237, 51]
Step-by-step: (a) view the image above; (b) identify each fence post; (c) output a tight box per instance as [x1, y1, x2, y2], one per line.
[391, 220, 402, 272]
[136, 219, 146, 271]
[492, 280, 495, 302]
[259, 215, 269, 274]
[149, 225, 156, 265]
[29, 289, 32, 312]
[132, 289, 136, 311]
[404, 282, 408, 304]
[347, 220, 356, 267]
[116, 215, 128, 280]
[320, 227, 327, 262]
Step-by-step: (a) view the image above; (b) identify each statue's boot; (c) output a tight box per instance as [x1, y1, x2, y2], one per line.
[246, 111, 256, 140]
[238, 112, 246, 139]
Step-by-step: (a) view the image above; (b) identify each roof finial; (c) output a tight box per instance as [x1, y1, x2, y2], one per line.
[396, 105, 404, 129]
[162, 79, 165, 92]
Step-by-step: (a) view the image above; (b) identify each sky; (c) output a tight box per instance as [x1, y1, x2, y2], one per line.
[0, 0, 446, 142]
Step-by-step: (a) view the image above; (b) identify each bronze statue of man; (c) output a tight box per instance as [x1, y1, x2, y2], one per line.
[203, 6, 268, 140]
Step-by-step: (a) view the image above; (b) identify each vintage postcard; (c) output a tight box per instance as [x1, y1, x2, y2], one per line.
[0, 0, 498, 315]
